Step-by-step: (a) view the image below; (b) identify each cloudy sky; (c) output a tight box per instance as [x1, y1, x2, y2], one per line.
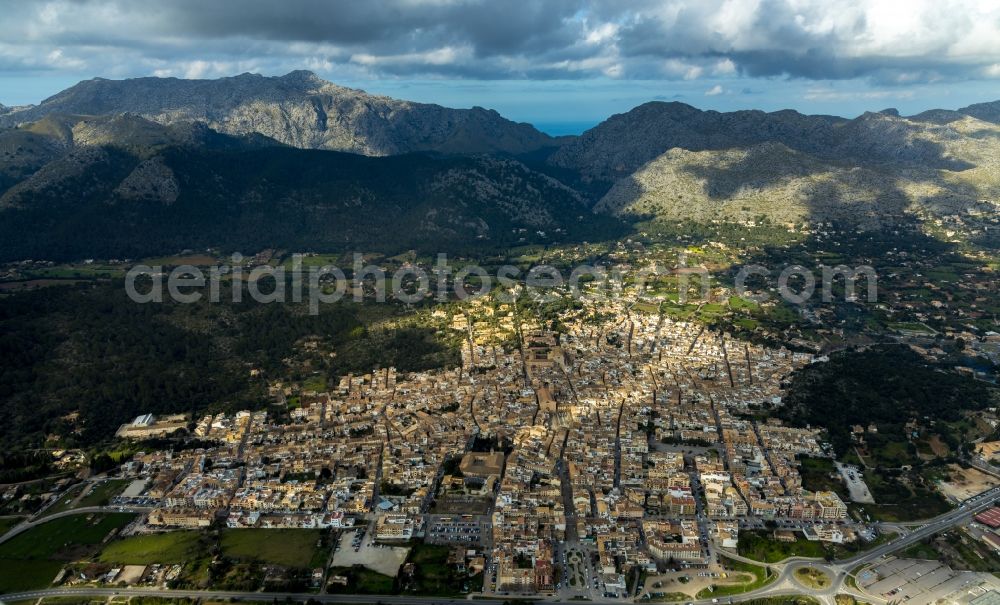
[2, 0, 1000, 133]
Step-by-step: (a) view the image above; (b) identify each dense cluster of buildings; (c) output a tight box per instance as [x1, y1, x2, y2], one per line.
[116, 293, 853, 595]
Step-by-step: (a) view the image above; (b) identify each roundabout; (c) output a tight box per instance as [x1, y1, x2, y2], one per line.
[792, 566, 832, 590]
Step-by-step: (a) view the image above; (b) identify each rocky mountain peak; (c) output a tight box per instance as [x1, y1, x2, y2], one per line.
[0, 71, 557, 156]
[278, 69, 324, 85]
[961, 100, 1000, 124]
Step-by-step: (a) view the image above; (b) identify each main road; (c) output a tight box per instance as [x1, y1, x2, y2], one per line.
[721, 483, 1000, 605]
[0, 505, 152, 546]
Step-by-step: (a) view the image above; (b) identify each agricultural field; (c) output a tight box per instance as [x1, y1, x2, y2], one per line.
[23, 263, 127, 280]
[0, 513, 134, 560]
[327, 566, 396, 594]
[300, 375, 328, 393]
[0, 558, 65, 594]
[142, 254, 221, 267]
[98, 531, 202, 565]
[0, 512, 134, 593]
[221, 528, 326, 569]
[0, 516, 24, 535]
[887, 322, 937, 335]
[280, 253, 345, 269]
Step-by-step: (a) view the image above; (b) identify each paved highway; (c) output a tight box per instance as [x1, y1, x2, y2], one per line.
[723, 484, 1000, 605]
[0, 582, 869, 605]
[839, 484, 1000, 567]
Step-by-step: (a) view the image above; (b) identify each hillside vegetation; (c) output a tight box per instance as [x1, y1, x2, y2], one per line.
[0, 114, 622, 261]
[593, 115, 1000, 228]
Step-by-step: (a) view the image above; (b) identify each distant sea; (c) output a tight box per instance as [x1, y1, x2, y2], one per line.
[533, 121, 598, 136]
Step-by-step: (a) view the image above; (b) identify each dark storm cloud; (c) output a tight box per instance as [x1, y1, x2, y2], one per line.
[1, 0, 998, 84]
[152, 0, 583, 54]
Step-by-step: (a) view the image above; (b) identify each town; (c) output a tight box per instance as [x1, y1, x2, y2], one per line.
[22, 292, 969, 601]
[4, 242, 1000, 604]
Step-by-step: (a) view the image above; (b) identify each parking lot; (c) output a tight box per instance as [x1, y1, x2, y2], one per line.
[858, 558, 1000, 605]
[836, 462, 874, 503]
[425, 517, 485, 545]
[331, 528, 410, 577]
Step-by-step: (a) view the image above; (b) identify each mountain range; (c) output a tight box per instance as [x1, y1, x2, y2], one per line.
[0, 71, 558, 156]
[593, 110, 1000, 228]
[0, 113, 618, 262]
[550, 101, 1000, 185]
[1, 71, 998, 261]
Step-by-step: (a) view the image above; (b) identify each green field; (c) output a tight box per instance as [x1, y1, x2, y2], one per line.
[632, 301, 661, 314]
[737, 530, 827, 563]
[854, 471, 951, 522]
[0, 557, 65, 593]
[17, 598, 270, 605]
[0, 517, 23, 535]
[887, 322, 937, 335]
[405, 542, 474, 596]
[221, 529, 324, 568]
[301, 375, 327, 392]
[25, 264, 127, 280]
[0, 513, 134, 560]
[99, 531, 202, 565]
[794, 567, 831, 589]
[798, 456, 849, 499]
[728, 296, 760, 312]
[903, 540, 942, 560]
[0, 512, 134, 594]
[281, 253, 344, 269]
[142, 254, 221, 267]
[328, 565, 396, 594]
[77, 479, 131, 508]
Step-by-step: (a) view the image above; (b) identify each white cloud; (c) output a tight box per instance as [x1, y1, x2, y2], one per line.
[45, 49, 85, 70]
[149, 59, 264, 80]
[351, 46, 466, 68]
[704, 84, 725, 96]
[712, 58, 737, 77]
[663, 59, 703, 80]
[584, 22, 619, 45]
[803, 87, 915, 101]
